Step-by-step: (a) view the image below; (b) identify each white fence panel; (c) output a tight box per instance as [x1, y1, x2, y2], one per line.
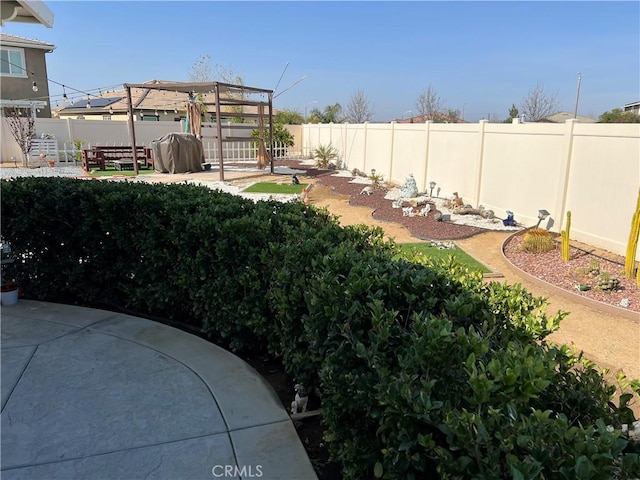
[299, 120, 640, 257]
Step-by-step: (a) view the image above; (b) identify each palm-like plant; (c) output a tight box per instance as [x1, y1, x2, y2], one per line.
[312, 144, 338, 168]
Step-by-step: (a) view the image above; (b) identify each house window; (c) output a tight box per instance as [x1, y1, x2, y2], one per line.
[0, 48, 27, 77]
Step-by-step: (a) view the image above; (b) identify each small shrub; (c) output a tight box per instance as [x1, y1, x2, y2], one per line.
[596, 272, 621, 292]
[521, 228, 555, 254]
[312, 144, 338, 168]
[369, 172, 384, 188]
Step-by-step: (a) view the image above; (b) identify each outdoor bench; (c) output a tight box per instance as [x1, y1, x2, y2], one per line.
[82, 146, 153, 171]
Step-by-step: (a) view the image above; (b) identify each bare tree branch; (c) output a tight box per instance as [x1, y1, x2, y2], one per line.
[519, 83, 559, 122]
[5, 107, 35, 167]
[345, 90, 374, 123]
[416, 85, 444, 121]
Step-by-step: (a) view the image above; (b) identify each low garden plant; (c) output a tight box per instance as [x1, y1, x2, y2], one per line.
[2, 177, 638, 479]
[242, 182, 308, 194]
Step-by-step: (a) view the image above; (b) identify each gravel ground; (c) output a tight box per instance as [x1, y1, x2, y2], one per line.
[316, 173, 516, 240]
[504, 235, 639, 313]
[311, 166, 639, 313]
[0, 165, 85, 178]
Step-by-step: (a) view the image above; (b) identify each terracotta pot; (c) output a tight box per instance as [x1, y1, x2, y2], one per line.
[47, 160, 55, 167]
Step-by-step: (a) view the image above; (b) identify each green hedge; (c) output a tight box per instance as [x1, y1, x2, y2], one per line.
[2, 177, 638, 478]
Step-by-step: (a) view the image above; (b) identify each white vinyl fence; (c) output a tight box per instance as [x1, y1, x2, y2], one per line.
[1, 118, 295, 164]
[298, 120, 640, 257]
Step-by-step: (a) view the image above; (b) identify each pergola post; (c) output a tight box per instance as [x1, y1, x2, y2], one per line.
[214, 83, 224, 182]
[125, 85, 139, 175]
[268, 92, 274, 174]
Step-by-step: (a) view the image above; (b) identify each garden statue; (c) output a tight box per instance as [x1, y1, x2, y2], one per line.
[292, 174, 300, 185]
[402, 206, 415, 217]
[452, 192, 464, 207]
[290, 384, 308, 414]
[400, 174, 418, 198]
[418, 204, 431, 216]
[503, 210, 517, 226]
[360, 186, 374, 195]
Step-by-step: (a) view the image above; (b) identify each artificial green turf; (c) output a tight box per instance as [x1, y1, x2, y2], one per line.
[242, 182, 308, 194]
[397, 242, 490, 273]
[88, 167, 156, 177]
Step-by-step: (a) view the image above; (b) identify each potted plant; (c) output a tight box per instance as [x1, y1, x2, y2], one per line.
[1, 280, 19, 305]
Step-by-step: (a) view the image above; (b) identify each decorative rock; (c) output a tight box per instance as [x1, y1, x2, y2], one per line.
[360, 186, 374, 195]
[392, 199, 403, 209]
[619, 298, 630, 307]
[431, 240, 455, 250]
[400, 174, 418, 199]
[402, 206, 415, 217]
[408, 198, 428, 208]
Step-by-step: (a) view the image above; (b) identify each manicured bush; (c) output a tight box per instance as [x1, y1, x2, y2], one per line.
[2, 177, 638, 479]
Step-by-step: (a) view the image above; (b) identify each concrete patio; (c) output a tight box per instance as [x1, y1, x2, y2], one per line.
[1, 300, 317, 480]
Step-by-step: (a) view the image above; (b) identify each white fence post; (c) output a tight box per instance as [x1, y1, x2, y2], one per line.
[421, 121, 433, 192]
[362, 122, 369, 173]
[473, 120, 488, 208]
[389, 121, 396, 181]
[554, 119, 578, 231]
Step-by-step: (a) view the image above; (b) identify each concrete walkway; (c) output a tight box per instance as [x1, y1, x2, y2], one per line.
[1, 300, 317, 480]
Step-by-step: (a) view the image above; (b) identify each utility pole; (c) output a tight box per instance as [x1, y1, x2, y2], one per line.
[573, 72, 582, 119]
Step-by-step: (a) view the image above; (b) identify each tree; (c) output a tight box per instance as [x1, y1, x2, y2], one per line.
[345, 90, 374, 123]
[189, 55, 245, 122]
[307, 103, 344, 123]
[5, 107, 35, 167]
[442, 108, 461, 123]
[189, 54, 215, 83]
[509, 103, 519, 119]
[274, 109, 304, 125]
[251, 123, 294, 146]
[519, 83, 559, 122]
[598, 108, 640, 123]
[416, 85, 444, 121]
[502, 104, 520, 123]
[188, 54, 243, 85]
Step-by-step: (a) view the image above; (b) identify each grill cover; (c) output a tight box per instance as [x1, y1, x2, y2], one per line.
[150, 133, 204, 174]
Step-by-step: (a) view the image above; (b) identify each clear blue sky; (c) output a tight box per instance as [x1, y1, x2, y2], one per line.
[3, 1, 639, 122]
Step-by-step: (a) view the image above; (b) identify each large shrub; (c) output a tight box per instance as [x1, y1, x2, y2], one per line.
[2, 177, 638, 478]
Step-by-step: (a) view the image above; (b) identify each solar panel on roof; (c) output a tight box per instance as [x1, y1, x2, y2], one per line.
[69, 97, 122, 108]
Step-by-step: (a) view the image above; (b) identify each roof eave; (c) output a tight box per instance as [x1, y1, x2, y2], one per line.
[0, 0, 54, 27]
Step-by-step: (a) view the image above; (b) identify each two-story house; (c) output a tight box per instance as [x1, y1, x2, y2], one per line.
[1, 32, 55, 118]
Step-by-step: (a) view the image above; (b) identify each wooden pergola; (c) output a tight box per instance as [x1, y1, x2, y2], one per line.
[123, 81, 274, 180]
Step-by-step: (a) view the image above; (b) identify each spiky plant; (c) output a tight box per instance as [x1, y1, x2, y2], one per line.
[521, 228, 555, 254]
[312, 144, 338, 169]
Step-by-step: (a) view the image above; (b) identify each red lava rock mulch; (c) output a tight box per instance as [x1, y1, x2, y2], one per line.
[315, 174, 486, 240]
